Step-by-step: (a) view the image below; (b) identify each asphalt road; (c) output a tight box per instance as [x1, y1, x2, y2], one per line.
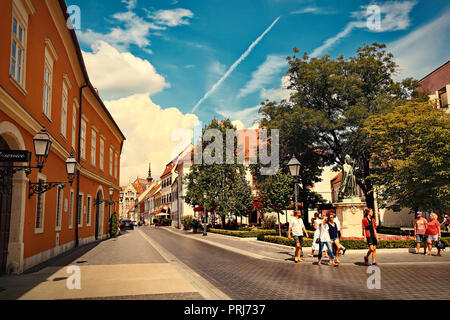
[142, 227, 450, 300]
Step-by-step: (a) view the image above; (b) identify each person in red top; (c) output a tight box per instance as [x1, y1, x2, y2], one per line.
[426, 213, 442, 256]
[414, 212, 428, 254]
[362, 207, 378, 266]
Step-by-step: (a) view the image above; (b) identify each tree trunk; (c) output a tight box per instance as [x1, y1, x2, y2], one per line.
[221, 214, 226, 228]
[277, 212, 281, 237]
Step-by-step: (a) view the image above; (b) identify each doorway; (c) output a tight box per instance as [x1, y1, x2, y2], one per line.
[0, 136, 12, 275]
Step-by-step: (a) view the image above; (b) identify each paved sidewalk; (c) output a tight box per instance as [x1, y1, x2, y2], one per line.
[165, 226, 450, 266]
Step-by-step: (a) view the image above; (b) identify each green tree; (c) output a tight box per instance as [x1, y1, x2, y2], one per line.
[258, 168, 293, 236]
[273, 42, 428, 210]
[183, 118, 253, 227]
[256, 100, 326, 226]
[363, 101, 450, 213]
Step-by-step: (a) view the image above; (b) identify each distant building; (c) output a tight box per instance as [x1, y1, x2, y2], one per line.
[416, 60, 450, 113]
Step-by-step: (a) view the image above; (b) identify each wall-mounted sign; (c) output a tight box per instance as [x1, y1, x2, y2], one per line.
[0, 150, 31, 162]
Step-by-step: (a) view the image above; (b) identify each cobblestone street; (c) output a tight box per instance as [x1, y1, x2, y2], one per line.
[0, 226, 449, 300]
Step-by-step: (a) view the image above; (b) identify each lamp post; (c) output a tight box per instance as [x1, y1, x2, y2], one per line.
[26, 128, 78, 198]
[287, 156, 301, 212]
[203, 191, 207, 236]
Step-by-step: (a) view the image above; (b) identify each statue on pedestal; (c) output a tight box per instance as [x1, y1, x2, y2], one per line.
[338, 154, 358, 202]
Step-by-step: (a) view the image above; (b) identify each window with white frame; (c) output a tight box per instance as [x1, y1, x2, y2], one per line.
[42, 38, 58, 120]
[114, 152, 118, 179]
[91, 129, 96, 166]
[71, 103, 77, 151]
[61, 84, 68, 137]
[10, 16, 26, 87]
[109, 147, 113, 176]
[35, 174, 46, 233]
[77, 193, 83, 227]
[80, 119, 86, 160]
[42, 62, 52, 118]
[86, 195, 92, 226]
[69, 189, 74, 229]
[56, 185, 63, 230]
[99, 138, 104, 171]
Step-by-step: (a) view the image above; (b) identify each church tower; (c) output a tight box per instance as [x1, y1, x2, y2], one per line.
[147, 162, 153, 184]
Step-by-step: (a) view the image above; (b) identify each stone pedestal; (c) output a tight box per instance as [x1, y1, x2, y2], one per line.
[333, 199, 366, 237]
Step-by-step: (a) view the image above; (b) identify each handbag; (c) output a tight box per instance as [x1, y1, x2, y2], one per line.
[436, 239, 446, 250]
[315, 238, 320, 244]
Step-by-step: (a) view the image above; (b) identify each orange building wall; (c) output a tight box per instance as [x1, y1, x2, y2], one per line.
[0, 0, 125, 268]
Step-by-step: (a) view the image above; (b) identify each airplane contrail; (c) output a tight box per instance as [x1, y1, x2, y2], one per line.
[191, 16, 281, 113]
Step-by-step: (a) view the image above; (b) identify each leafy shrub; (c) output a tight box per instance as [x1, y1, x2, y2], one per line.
[161, 218, 172, 226]
[110, 212, 118, 236]
[209, 228, 277, 238]
[181, 216, 193, 229]
[191, 219, 201, 230]
[262, 216, 277, 229]
[257, 236, 450, 249]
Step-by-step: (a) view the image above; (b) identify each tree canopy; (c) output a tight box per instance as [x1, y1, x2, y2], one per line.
[183, 118, 253, 226]
[364, 101, 450, 212]
[258, 42, 428, 210]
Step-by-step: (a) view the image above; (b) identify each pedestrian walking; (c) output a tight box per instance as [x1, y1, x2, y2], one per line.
[332, 210, 346, 256]
[309, 212, 328, 257]
[328, 214, 343, 264]
[426, 213, 442, 256]
[288, 210, 309, 263]
[444, 214, 450, 232]
[362, 207, 378, 266]
[414, 211, 428, 254]
[317, 215, 337, 266]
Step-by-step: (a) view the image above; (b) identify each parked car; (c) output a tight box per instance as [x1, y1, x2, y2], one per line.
[120, 219, 134, 230]
[132, 220, 138, 227]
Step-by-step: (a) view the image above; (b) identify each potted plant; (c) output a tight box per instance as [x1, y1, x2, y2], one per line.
[192, 219, 200, 233]
[110, 212, 119, 237]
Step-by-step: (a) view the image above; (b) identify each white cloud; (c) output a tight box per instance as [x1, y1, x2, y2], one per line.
[77, 3, 194, 52]
[192, 16, 281, 113]
[216, 105, 261, 128]
[82, 41, 168, 100]
[310, 1, 418, 58]
[260, 75, 293, 101]
[147, 8, 194, 27]
[290, 7, 336, 15]
[351, 1, 418, 32]
[121, 0, 137, 11]
[238, 55, 287, 98]
[388, 8, 450, 80]
[105, 94, 199, 184]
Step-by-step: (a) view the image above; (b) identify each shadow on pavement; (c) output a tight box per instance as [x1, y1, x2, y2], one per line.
[0, 239, 108, 300]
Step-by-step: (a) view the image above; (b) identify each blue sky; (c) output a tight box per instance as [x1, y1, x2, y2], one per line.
[65, 0, 450, 183]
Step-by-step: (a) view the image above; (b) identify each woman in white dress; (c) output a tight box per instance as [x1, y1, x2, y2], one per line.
[309, 213, 328, 257]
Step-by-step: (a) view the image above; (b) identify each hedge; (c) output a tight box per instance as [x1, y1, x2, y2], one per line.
[208, 228, 277, 238]
[257, 235, 450, 249]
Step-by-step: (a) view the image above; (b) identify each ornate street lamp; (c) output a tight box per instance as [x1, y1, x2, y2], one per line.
[33, 127, 52, 170]
[28, 152, 78, 198]
[287, 156, 301, 211]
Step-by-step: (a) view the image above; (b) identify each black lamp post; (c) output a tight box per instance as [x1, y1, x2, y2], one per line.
[203, 191, 207, 236]
[287, 156, 301, 212]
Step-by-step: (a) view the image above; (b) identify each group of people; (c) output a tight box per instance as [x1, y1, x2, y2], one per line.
[287, 207, 446, 267]
[414, 212, 443, 256]
[287, 209, 348, 267]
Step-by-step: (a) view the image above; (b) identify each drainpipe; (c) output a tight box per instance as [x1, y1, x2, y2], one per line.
[75, 84, 88, 247]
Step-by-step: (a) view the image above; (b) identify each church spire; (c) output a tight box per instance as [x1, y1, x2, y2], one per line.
[147, 162, 153, 183]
